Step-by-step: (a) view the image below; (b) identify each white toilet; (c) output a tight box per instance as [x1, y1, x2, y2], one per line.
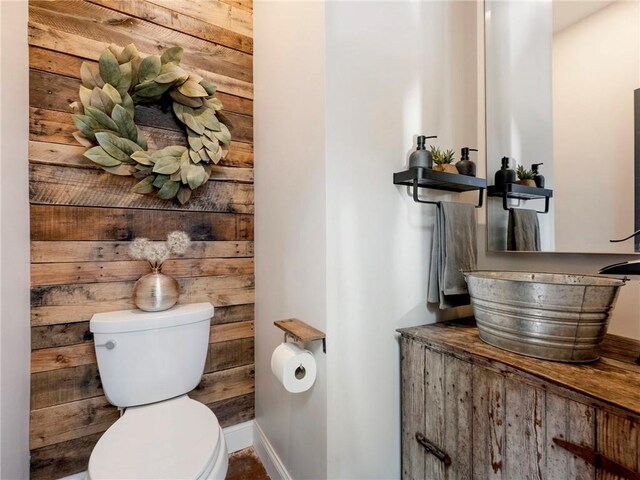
[87, 302, 228, 480]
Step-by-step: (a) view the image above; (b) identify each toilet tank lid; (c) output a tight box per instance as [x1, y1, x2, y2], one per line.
[90, 303, 214, 334]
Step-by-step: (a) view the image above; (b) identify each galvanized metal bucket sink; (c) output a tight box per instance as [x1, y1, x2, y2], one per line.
[464, 271, 626, 363]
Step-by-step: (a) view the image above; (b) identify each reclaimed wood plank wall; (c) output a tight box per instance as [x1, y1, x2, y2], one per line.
[27, 1, 254, 478]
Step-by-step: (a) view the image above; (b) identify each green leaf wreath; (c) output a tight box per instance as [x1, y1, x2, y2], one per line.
[70, 43, 232, 205]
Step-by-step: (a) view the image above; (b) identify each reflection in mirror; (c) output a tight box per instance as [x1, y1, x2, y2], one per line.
[485, 0, 640, 253]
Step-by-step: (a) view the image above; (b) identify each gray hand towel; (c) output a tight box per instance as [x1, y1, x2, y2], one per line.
[507, 208, 541, 251]
[427, 202, 477, 309]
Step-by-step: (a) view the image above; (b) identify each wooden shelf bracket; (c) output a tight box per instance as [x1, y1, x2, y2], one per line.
[274, 318, 326, 353]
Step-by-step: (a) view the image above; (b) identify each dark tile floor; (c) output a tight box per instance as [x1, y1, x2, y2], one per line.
[226, 447, 270, 480]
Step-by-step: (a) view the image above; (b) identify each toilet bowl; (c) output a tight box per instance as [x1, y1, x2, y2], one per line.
[88, 303, 228, 479]
[88, 396, 228, 480]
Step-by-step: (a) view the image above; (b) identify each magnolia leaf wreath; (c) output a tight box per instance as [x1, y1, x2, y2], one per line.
[70, 43, 232, 205]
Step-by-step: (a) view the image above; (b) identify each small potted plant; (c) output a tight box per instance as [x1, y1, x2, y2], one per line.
[516, 165, 536, 187]
[430, 146, 458, 174]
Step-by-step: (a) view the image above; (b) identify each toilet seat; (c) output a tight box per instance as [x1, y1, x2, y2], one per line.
[88, 395, 225, 480]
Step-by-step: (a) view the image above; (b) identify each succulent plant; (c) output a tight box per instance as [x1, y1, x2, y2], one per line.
[430, 146, 456, 165]
[71, 43, 232, 205]
[516, 164, 535, 180]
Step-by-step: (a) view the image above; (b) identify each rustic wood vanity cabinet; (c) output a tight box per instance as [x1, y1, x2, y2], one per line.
[399, 321, 640, 480]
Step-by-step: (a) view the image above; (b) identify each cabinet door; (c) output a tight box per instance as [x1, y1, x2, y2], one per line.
[401, 338, 472, 480]
[472, 365, 597, 480]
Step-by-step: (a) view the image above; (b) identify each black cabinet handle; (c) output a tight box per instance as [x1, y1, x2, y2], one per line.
[553, 437, 640, 480]
[415, 432, 451, 467]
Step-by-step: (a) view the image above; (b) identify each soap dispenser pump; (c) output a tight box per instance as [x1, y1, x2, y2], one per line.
[495, 157, 516, 186]
[408, 135, 437, 169]
[532, 163, 545, 188]
[456, 147, 478, 176]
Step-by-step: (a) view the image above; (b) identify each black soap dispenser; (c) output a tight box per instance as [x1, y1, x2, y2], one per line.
[532, 163, 545, 188]
[408, 135, 437, 169]
[456, 147, 478, 176]
[495, 157, 516, 186]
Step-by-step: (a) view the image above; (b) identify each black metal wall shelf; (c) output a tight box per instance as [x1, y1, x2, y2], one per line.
[393, 167, 486, 208]
[487, 183, 553, 214]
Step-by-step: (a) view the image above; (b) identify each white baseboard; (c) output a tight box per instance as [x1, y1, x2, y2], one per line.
[56, 420, 256, 480]
[253, 420, 293, 480]
[223, 420, 254, 453]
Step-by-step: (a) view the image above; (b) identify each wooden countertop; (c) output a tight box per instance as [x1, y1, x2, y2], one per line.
[399, 319, 640, 416]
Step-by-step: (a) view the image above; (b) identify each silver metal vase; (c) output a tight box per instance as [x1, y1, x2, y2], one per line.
[133, 267, 179, 312]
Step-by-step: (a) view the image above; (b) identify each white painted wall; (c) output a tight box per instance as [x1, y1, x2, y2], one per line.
[324, 2, 477, 478]
[253, 2, 328, 479]
[255, 1, 478, 478]
[553, 1, 639, 253]
[485, 0, 556, 251]
[0, 0, 31, 478]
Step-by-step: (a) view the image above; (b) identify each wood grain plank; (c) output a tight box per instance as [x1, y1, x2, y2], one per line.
[30, 205, 251, 241]
[31, 343, 96, 373]
[29, 164, 254, 214]
[401, 338, 425, 479]
[211, 320, 254, 343]
[32, 315, 253, 350]
[31, 363, 102, 410]
[29, 140, 253, 176]
[192, 363, 255, 405]
[206, 392, 255, 429]
[31, 291, 254, 326]
[29, 2, 252, 81]
[205, 337, 254, 373]
[444, 354, 473, 480]
[546, 393, 596, 480]
[32, 322, 92, 350]
[30, 107, 253, 152]
[212, 303, 254, 325]
[273, 318, 325, 342]
[30, 396, 118, 449]
[31, 240, 254, 263]
[472, 365, 505, 480]
[88, 0, 253, 54]
[30, 432, 103, 480]
[597, 411, 640, 480]
[31, 257, 254, 286]
[29, 68, 253, 118]
[219, 0, 253, 13]
[424, 347, 445, 480]
[146, 0, 252, 37]
[504, 378, 545, 480]
[31, 274, 254, 307]
[28, 24, 252, 100]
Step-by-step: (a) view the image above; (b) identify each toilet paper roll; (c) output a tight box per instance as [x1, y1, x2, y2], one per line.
[271, 342, 317, 393]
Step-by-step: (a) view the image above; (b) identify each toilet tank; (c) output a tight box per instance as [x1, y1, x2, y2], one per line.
[90, 303, 214, 408]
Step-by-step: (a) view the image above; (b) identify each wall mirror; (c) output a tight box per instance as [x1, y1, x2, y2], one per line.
[485, 0, 640, 253]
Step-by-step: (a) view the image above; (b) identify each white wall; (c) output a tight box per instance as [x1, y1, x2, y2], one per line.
[0, 0, 31, 478]
[253, 2, 328, 479]
[255, 2, 478, 478]
[485, 0, 556, 251]
[553, 1, 639, 253]
[324, 2, 477, 478]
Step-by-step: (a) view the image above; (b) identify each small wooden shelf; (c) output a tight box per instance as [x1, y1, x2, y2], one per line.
[393, 167, 486, 208]
[487, 183, 553, 213]
[274, 319, 326, 352]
